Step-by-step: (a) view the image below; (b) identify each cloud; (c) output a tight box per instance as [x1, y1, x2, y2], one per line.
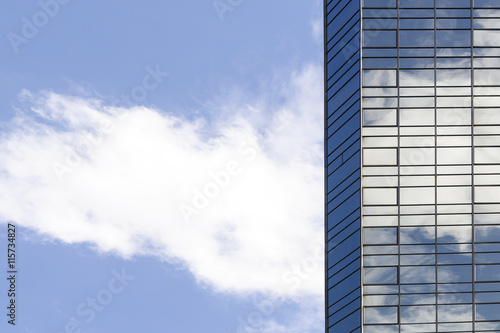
[0, 65, 324, 304]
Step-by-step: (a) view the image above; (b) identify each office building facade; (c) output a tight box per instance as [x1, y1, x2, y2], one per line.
[325, 0, 500, 331]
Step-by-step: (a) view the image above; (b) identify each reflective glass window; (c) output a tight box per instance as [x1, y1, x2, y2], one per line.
[438, 304, 473, 322]
[400, 18, 434, 29]
[436, 69, 471, 86]
[437, 0, 471, 7]
[363, 0, 397, 8]
[400, 31, 435, 47]
[365, 267, 398, 284]
[476, 304, 500, 321]
[363, 70, 397, 86]
[364, 307, 398, 324]
[399, 70, 434, 86]
[400, 305, 436, 323]
[363, 31, 397, 47]
[400, 226, 435, 244]
[476, 265, 500, 282]
[438, 265, 473, 283]
[364, 227, 398, 244]
[436, 30, 471, 47]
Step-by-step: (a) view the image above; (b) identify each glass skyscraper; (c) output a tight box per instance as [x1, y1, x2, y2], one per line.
[325, 0, 500, 332]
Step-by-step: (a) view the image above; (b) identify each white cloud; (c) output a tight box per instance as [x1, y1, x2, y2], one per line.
[0, 65, 324, 307]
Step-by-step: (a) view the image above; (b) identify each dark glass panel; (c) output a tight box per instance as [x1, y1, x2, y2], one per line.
[329, 309, 361, 332]
[330, 298, 361, 327]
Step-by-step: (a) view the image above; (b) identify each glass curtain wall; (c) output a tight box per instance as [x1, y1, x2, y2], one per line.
[326, 0, 500, 332]
[361, 0, 500, 332]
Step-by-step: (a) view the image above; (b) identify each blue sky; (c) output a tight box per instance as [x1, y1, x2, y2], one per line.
[0, 1, 324, 332]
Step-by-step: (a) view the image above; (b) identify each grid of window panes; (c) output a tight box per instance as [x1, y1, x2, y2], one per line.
[361, 0, 500, 332]
[325, 0, 363, 331]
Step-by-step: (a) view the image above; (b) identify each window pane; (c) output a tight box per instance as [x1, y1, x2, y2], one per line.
[363, 109, 397, 126]
[364, 188, 398, 205]
[437, 148, 472, 165]
[365, 267, 398, 284]
[401, 187, 436, 205]
[400, 0, 434, 8]
[400, 31, 435, 47]
[400, 9, 435, 18]
[474, 18, 500, 29]
[438, 253, 472, 265]
[364, 295, 399, 306]
[475, 147, 500, 164]
[474, 69, 500, 86]
[476, 304, 500, 321]
[363, 0, 397, 7]
[364, 30, 397, 47]
[364, 255, 399, 266]
[401, 305, 436, 323]
[400, 18, 434, 29]
[475, 186, 500, 203]
[401, 294, 436, 305]
[364, 307, 398, 324]
[438, 304, 473, 322]
[438, 293, 472, 304]
[438, 265, 473, 283]
[437, 226, 472, 243]
[437, 187, 472, 204]
[476, 264, 500, 282]
[400, 70, 435, 86]
[363, 97, 398, 108]
[437, 18, 471, 29]
[364, 70, 397, 86]
[364, 149, 397, 165]
[401, 254, 435, 265]
[474, 30, 500, 47]
[437, 69, 471, 86]
[400, 226, 435, 244]
[400, 147, 435, 165]
[475, 291, 500, 303]
[401, 266, 435, 283]
[437, 0, 471, 7]
[364, 227, 398, 244]
[437, 30, 471, 47]
[400, 109, 435, 126]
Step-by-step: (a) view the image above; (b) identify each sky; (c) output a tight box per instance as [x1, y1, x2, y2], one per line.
[0, 1, 324, 332]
